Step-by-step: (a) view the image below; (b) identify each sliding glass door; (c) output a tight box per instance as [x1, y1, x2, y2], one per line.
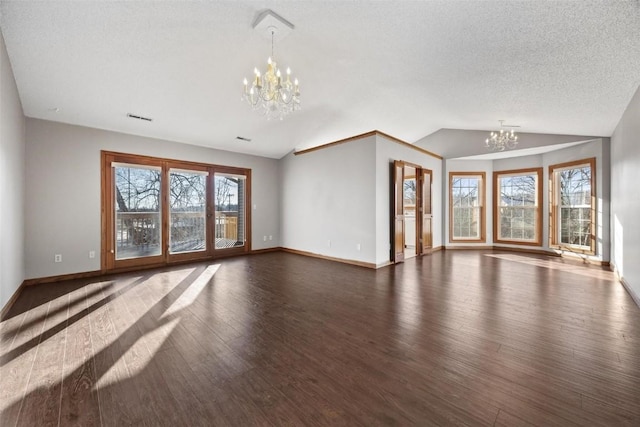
[102, 152, 251, 272]
[113, 163, 162, 261]
[214, 172, 247, 250]
[169, 168, 209, 262]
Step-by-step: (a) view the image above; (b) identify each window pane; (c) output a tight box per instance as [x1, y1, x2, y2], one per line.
[558, 164, 592, 249]
[451, 175, 481, 239]
[214, 174, 246, 249]
[497, 172, 538, 242]
[114, 165, 161, 260]
[170, 171, 206, 254]
[403, 177, 416, 206]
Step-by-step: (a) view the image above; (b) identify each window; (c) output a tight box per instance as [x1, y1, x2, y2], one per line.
[449, 172, 486, 242]
[102, 151, 251, 272]
[549, 158, 595, 254]
[170, 169, 207, 254]
[494, 168, 542, 246]
[214, 172, 247, 249]
[114, 163, 162, 260]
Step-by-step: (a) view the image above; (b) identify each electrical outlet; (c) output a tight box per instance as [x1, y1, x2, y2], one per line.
[263, 235, 267, 241]
[357, 243, 361, 251]
[328, 240, 331, 247]
[269, 235, 273, 240]
[54, 254, 62, 263]
[89, 250, 95, 259]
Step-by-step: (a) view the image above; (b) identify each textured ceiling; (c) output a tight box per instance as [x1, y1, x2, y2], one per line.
[1, 1, 639, 159]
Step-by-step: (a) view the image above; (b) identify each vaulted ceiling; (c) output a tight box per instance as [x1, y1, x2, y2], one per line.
[1, 1, 639, 159]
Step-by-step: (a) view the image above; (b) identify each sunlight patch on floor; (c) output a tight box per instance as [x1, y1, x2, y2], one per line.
[93, 317, 180, 391]
[161, 264, 220, 319]
[484, 253, 615, 281]
[1, 282, 104, 349]
[93, 265, 219, 391]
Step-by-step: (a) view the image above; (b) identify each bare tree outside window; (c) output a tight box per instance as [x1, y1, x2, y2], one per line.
[170, 170, 207, 253]
[104, 152, 253, 272]
[404, 177, 417, 219]
[403, 179, 416, 205]
[451, 175, 482, 239]
[559, 166, 592, 248]
[114, 166, 162, 259]
[498, 173, 537, 241]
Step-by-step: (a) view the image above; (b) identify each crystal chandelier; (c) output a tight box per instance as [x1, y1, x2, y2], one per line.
[242, 29, 300, 120]
[485, 120, 519, 151]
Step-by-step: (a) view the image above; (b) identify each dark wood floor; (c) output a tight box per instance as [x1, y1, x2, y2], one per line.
[1, 250, 639, 426]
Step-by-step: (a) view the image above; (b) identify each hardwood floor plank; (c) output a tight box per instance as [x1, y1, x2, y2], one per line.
[580, 392, 637, 426]
[87, 279, 146, 427]
[110, 275, 190, 425]
[0, 289, 54, 425]
[1, 250, 639, 426]
[226, 368, 308, 426]
[494, 408, 535, 426]
[14, 292, 69, 426]
[58, 283, 102, 426]
[95, 276, 166, 426]
[152, 346, 232, 425]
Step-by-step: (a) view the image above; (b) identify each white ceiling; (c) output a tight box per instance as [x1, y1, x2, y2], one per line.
[1, 1, 639, 159]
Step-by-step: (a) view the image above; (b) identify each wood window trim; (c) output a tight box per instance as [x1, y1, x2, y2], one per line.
[166, 163, 214, 264]
[548, 157, 596, 255]
[102, 152, 164, 272]
[449, 171, 486, 243]
[101, 151, 252, 273]
[493, 167, 543, 247]
[212, 167, 253, 258]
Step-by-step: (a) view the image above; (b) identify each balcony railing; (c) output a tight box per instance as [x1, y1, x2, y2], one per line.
[115, 211, 243, 259]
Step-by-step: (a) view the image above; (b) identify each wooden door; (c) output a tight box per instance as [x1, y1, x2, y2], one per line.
[420, 168, 433, 253]
[393, 160, 405, 263]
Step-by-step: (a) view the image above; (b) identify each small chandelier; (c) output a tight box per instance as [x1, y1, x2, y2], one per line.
[485, 120, 519, 151]
[242, 27, 300, 120]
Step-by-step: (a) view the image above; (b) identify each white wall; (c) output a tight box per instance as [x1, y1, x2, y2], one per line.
[279, 133, 443, 267]
[280, 136, 378, 264]
[493, 154, 543, 172]
[0, 30, 25, 310]
[375, 134, 442, 265]
[611, 85, 640, 304]
[25, 118, 280, 279]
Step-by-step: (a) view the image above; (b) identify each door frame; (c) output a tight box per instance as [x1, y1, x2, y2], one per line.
[101, 151, 251, 273]
[391, 160, 433, 263]
[419, 167, 433, 254]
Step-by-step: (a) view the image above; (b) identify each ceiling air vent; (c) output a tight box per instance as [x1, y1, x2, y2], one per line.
[127, 113, 153, 122]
